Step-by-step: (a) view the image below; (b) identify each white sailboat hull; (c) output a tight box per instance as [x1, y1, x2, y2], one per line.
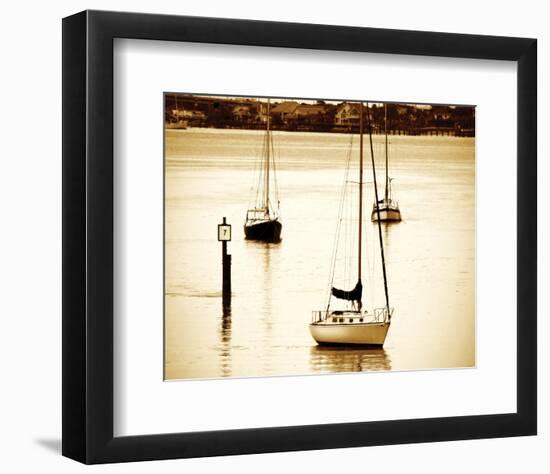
[309, 321, 390, 346]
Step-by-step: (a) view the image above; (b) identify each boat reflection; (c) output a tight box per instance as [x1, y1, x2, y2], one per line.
[244, 239, 278, 332]
[383, 221, 393, 254]
[309, 345, 391, 373]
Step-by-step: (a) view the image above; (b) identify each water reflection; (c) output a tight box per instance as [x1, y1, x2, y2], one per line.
[258, 242, 274, 333]
[309, 346, 391, 373]
[248, 240, 277, 375]
[219, 304, 232, 377]
[165, 130, 475, 379]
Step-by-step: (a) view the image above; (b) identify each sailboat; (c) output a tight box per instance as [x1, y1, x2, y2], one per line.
[310, 102, 393, 346]
[244, 99, 282, 242]
[371, 103, 401, 222]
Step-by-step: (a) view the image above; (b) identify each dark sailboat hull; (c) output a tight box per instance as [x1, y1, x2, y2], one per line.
[244, 219, 282, 242]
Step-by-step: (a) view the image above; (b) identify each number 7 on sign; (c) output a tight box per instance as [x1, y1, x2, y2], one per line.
[218, 218, 232, 242]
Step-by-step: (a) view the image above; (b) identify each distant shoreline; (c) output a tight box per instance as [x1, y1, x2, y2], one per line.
[164, 123, 475, 137]
[165, 94, 476, 137]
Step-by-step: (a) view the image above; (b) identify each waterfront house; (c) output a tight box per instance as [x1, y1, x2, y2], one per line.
[335, 102, 362, 126]
[271, 101, 299, 123]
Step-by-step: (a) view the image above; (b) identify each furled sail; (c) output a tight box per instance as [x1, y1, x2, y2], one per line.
[331, 280, 362, 303]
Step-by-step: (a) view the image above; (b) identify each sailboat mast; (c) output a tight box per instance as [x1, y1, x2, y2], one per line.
[358, 102, 363, 289]
[265, 99, 271, 214]
[366, 102, 391, 318]
[385, 103, 389, 202]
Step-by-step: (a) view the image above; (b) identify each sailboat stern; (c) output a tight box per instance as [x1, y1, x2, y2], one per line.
[371, 208, 402, 222]
[371, 200, 402, 222]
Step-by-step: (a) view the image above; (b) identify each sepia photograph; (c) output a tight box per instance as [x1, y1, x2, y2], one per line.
[164, 93, 475, 380]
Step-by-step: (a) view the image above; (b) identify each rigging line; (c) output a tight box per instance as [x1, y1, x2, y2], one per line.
[270, 128, 280, 214]
[326, 133, 353, 310]
[248, 130, 263, 213]
[364, 205, 373, 308]
[255, 130, 268, 207]
[353, 184, 358, 286]
[385, 103, 389, 202]
[366, 102, 391, 319]
[265, 102, 271, 213]
[343, 188, 349, 292]
[358, 103, 364, 289]
[263, 129, 269, 208]
[344, 151, 352, 290]
[326, 132, 354, 312]
[325, 183, 346, 311]
[265, 130, 273, 215]
[347, 135, 356, 290]
[344, 171, 356, 294]
[253, 133, 263, 208]
[370, 205, 378, 307]
[247, 161, 255, 212]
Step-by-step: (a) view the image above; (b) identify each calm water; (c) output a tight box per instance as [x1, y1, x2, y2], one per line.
[164, 128, 475, 380]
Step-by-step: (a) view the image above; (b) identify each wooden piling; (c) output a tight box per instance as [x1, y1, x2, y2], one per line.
[219, 217, 231, 307]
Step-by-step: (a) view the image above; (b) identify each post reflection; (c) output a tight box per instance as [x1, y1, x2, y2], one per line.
[218, 304, 232, 377]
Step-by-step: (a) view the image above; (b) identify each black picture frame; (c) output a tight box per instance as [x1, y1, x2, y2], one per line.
[62, 10, 537, 464]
